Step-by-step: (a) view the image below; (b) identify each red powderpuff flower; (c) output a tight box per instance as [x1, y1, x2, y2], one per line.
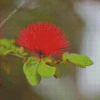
[16, 22, 70, 56]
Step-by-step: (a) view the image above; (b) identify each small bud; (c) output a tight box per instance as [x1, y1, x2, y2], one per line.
[56, 60, 60, 64]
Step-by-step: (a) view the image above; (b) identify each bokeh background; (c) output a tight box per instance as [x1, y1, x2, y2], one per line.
[0, 0, 99, 100]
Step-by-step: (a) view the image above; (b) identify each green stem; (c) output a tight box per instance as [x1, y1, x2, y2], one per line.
[46, 60, 65, 66]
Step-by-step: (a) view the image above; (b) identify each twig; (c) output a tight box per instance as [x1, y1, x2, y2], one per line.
[46, 60, 66, 66]
[8, 53, 26, 59]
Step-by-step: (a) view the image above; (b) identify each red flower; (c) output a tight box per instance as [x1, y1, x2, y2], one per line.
[16, 22, 70, 56]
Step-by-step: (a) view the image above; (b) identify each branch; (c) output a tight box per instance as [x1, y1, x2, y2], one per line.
[8, 53, 26, 59]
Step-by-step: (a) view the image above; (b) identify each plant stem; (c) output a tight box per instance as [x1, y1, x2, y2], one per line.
[8, 53, 66, 64]
[46, 60, 65, 66]
[8, 53, 26, 59]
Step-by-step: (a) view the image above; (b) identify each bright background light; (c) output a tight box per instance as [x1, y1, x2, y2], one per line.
[75, 1, 100, 99]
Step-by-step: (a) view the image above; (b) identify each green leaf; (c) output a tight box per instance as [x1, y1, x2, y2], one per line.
[23, 57, 41, 86]
[18, 47, 24, 54]
[41, 55, 52, 63]
[0, 39, 18, 53]
[21, 52, 28, 56]
[0, 39, 28, 56]
[54, 65, 62, 78]
[38, 62, 56, 78]
[62, 53, 77, 61]
[0, 47, 12, 55]
[27, 56, 40, 62]
[62, 53, 94, 68]
[0, 39, 13, 48]
[18, 47, 28, 56]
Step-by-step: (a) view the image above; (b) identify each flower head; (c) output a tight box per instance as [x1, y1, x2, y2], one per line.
[16, 22, 70, 56]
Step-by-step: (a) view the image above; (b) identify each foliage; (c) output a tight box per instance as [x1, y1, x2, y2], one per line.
[0, 39, 28, 56]
[62, 52, 94, 68]
[0, 39, 94, 86]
